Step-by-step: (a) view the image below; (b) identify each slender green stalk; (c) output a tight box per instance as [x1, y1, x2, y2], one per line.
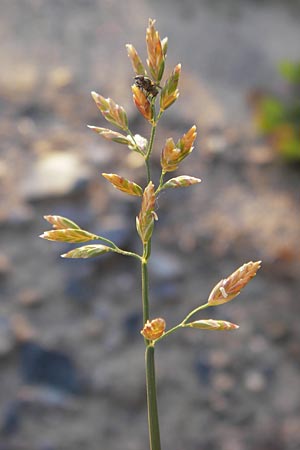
[141, 258, 150, 326]
[145, 124, 157, 183]
[154, 303, 210, 344]
[145, 345, 162, 450]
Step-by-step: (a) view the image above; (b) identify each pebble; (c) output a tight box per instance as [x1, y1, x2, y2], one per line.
[21, 152, 91, 201]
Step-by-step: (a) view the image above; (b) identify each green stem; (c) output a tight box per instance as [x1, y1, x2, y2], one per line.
[145, 124, 157, 183]
[141, 97, 162, 450]
[182, 302, 210, 324]
[145, 345, 162, 450]
[95, 235, 141, 260]
[155, 171, 165, 195]
[154, 303, 210, 344]
[112, 247, 141, 260]
[141, 257, 150, 326]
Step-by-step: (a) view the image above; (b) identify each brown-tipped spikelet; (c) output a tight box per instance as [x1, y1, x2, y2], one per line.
[102, 173, 143, 196]
[136, 181, 157, 244]
[187, 319, 239, 331]
[126, 44, 147, 76]
[160, 125, 197, 173]
[162, 175, 201, 190]
[40, 229, 99, 243]
[43, 215, 81, 230]
[177, 125, 197, 160]
[91, 92, 128, 130]
[208, 261, 262, 306]
[160, 138, 181, 172]
[131, 85, 153, 123]
[141, 318, 166, 340]
[146, 19, 165, 82]
[87, 126, 131, 145]
[160, 64, 181, 111]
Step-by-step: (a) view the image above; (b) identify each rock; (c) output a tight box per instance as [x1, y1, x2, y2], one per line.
[18, 341, 86, 394]
[21, 152, 91, 201]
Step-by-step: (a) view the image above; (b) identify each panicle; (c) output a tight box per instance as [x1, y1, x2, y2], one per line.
[141, 318, 166, 340]
[208, 261, 262, 306]
[146, 19, 165, 82]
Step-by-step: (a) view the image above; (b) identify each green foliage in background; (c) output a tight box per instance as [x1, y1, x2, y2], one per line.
[255, 60, 300, 162]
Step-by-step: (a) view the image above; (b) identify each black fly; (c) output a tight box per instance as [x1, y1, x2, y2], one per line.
[134, 75, 161, 99]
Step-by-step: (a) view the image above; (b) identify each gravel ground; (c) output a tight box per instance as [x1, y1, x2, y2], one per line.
[1, 1, 300, 450]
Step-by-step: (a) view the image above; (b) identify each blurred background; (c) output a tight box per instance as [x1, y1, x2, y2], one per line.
[1, 1, 300, 449]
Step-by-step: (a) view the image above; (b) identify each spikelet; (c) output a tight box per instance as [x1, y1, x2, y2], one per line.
[126, 44, 147, 76]
[102, 173, 143, 196]
[162, 175, 201, 190]
[160, 64, 181, 111]
[146, 19, 165, 82]
[43, 215, 81, 230]
[141, 318, 166, 340]
[91, 92, 128, 130]
[40, 229, 99, 243]
[208, 261, 262, 306]
[187, 319, 239, 331]
[131, 85, 153, 123]
[61, 245, 111, 259]
[87, 126, 131, 145]
[136, 181, 157, 244]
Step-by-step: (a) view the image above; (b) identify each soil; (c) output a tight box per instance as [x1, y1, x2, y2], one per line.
[1, 1, 300, 450]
